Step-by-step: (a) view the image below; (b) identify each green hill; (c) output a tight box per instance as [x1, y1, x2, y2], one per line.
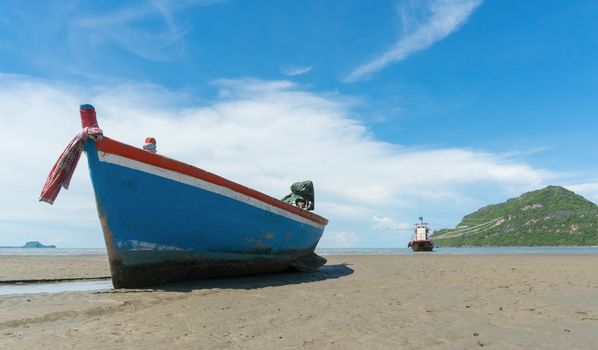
[432, 186, 598, 246]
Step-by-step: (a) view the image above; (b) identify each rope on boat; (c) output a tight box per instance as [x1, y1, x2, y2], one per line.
[39, 105, 103, 205]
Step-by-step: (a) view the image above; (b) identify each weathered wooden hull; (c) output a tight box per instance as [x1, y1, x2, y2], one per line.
[84, 138, 328, 288]
[409, 240, 434, 252]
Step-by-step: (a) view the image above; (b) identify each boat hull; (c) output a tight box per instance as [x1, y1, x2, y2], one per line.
[409, 240, 434, 252]
[84, 139, 328, 288]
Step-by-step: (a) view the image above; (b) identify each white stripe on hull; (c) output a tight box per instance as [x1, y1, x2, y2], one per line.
[97, 151, 325, 230]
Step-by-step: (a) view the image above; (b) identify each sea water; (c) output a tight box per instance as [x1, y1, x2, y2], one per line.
[0, 248, 106, 256]
[316, 246, 598, 255]
[3, 247, 597, 256]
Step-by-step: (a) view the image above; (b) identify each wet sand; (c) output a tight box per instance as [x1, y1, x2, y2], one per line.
[1, 254, 598, 349]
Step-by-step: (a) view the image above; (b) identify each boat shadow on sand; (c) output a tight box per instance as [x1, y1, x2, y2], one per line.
[110, 263, 354, 293]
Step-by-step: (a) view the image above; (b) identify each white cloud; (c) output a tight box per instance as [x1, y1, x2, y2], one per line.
[372, 216, 411, 231]
[319, 231, 361, 248]
[346, 0, 483, 82]
[0, 74, 551, 247]
[281, 65, 313, 77]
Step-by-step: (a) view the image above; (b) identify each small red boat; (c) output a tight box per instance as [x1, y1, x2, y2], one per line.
[408, 217, 434, 252]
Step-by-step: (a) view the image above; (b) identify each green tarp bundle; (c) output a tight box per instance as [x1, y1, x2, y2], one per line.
[282, 180, 315, 210]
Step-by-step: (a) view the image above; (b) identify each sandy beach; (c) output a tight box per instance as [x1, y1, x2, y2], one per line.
[1, 254, 597, 349]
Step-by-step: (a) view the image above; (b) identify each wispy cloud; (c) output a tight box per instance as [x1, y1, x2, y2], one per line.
[74, 0, 223, 61]
[372, 216, 411, 231]
[0, 74, 551, 247]
[346, 0, 483, 82]
[281, 65, 313, 77]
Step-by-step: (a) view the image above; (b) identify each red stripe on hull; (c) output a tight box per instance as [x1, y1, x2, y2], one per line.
[95, 138, 328, 226]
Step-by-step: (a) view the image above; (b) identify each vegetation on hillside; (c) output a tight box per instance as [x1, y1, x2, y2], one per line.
[432, 186, 598, 246]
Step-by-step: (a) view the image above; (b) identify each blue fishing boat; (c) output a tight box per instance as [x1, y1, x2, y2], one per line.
[40, 105, 329, 288]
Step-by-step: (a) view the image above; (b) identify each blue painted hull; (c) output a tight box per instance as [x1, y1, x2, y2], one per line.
[84, 140, 327, 288]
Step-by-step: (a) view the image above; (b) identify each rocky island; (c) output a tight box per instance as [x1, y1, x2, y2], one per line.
[433, 186, 598, 246]
[0, 241, 56, 248]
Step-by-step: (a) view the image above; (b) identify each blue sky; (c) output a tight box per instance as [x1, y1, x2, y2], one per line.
[1, 0, 597, 248]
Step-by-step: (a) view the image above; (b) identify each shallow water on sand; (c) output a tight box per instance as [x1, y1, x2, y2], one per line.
[0, 279, 113, 295]
[1, 246, 597, 295]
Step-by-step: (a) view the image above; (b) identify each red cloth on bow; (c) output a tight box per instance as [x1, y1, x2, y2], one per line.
[39, 127, 103, 205]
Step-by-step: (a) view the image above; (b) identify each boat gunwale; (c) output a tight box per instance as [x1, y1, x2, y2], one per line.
[94, 137, 329, 226]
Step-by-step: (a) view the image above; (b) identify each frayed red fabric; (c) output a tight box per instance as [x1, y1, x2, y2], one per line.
[39, 127, 103, 205]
